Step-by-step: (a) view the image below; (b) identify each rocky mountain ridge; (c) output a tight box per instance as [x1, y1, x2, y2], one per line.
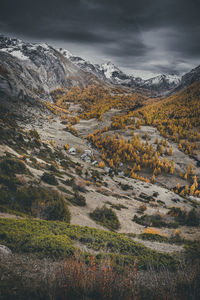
[0, 36, 101, 102]
[173, 65, 200, 93]
[58, 46, 200, 95]
[0, 36, 199, 103]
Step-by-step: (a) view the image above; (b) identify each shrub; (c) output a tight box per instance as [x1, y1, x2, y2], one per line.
[137, 204, 147, 213]
[111, 203, 128, 210]
[14, 186, 71, 222]
[119, 183, 132, 190]
[139, 233, 169, 243]
[0, 158, 27, 175]
[185, 241, 200, 261]
[90, 205, 120, 230]
[0, 218, 177, 270]
[0, 174, 21, 192]
[169, 207, 199, 227]
[1, 253, 200, 300]
[41, 172, 58, 185]
[48, 164, 57, 172]
[133, 214, 178, 228]
[29, 156, 37, 164]
[186, 209, 199, 227]
[72, 183, 86, 193]
[75, 166, 82, 176]
[69, 192, 86, 206]
[168, 207, 187, 224]
[29, 129, 40, 139]
[58, 185, 73, 195]
[143, 228, 162, 235]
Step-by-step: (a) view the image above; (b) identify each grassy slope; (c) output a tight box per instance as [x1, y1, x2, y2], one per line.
[139, 80, 200, 134]
[0, 218, 177, 269]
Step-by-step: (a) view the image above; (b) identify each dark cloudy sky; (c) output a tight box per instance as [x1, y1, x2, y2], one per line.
[1, 0, 200, 78]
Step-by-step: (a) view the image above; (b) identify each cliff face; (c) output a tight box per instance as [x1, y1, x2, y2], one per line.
[0, 36, 100, 102]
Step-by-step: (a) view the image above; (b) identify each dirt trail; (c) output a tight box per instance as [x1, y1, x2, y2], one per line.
[133, 237, 184, 254]
[0, 213, 24, 219]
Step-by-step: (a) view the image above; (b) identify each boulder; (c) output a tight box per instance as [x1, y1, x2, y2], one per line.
[0, 244, 12, 257]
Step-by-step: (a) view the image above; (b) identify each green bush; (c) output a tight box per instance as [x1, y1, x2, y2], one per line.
[0, 219, 74, 258]
[90, 205, 120, 230]
[186, 209, 199, 227]
[41, 172, 58, 185]
[137, 204, 147, 214]
[119, 183, 132, 190]
[0, 205, 29, 217]
[139, 233, 170, 243]
[0, 158, 27, 175]
[168, 207, 187, 224]
[110, 203, 128, 210]
[0, 218, 177, 269]
[58, 185, 73, 195]
[48, 164, 57, 172]
[14, 186, 70, 222]
[72, 183, 86, 193]
[185, 241, 200, 261]
[169, 207, 200, 227]
[29, 129, 40, 139]
[138, 233, 197, 247]
[133, 214, 178, 228]
[69, 191, 86, 206]
[0, 174, 21, 192]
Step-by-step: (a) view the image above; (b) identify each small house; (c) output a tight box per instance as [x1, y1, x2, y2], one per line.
[68, 147, 76, 155]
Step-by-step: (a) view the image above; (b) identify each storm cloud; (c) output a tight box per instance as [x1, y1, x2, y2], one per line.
[1, 0, 199, 78]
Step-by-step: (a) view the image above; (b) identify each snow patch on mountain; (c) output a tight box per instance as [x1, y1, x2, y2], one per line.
[57, 47, 185, 95]
[0, 36, 101, 102]
[144, 74, 180, 86]
[100, 62, 121, 79]
[3, 49, 28, 60]
[57, 48, 73, 59]
[1, 36, 198, 98]
[165, 74, 180, 85]
[0, 36, 56, 62]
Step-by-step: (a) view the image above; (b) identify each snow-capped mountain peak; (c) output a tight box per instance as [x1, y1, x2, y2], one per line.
[0, 35, 53, 61]
[164, 74, 180, 85]
[140, 74, 181, 94]
[100, 61, 122, 79]
[56, 47, 139, 86]
[144, 74, 180, 86]
[0, 35, 101, 101]
[1, 36, 197, 99]
[57, 47, 73, 59]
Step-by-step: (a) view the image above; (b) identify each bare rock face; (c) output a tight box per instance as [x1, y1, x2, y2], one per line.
[58, 47, 200, 95]
[0, 245, 12, 257]
[58, 50, 144, 88]
[0, 36, 100, 102]
[140, 74, 181, 95]
[173, 65, 200, 93]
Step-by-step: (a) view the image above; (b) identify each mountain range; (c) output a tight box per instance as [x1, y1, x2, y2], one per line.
[0, 36, 100, 102]
[59, 47, 181, 94]
[0, 35, 200, 103]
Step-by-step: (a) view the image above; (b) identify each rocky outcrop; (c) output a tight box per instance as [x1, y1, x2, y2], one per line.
[0, 244, 12, 257]
[0, 36, 100, 102]
[173, 65, 200, 93]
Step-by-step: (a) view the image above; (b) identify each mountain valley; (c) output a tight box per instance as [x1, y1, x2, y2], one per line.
[0, 36, 200, 300]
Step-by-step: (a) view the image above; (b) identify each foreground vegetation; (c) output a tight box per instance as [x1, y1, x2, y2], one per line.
[90, 205, 120, 230]
[1, 252, 200, 300]
[0, 218, 177, 269]
[1, 217, 200, 300]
